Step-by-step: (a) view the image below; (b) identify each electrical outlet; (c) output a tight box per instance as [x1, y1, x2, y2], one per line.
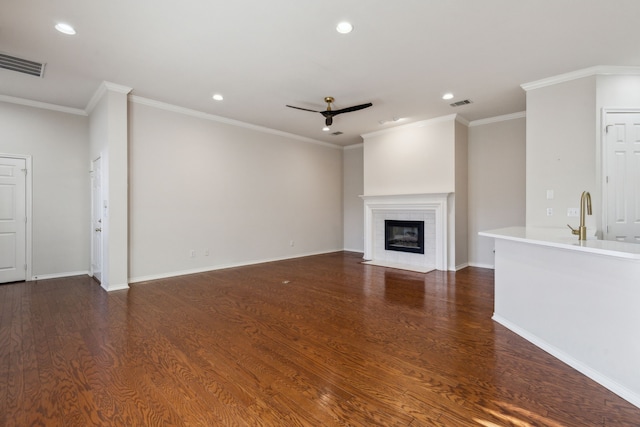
[567, 208, 579, 217]
[190, 250, 196, 258]
[546, 207, 553, 216]
[289, 240, 295, 247]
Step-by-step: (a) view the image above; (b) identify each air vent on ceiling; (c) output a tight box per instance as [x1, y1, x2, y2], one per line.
[450, 99, 472, 107]
[0, 53, 45, 77]
[331, 131, 344, 136]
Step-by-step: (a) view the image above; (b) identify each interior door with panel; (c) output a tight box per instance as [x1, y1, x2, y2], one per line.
[604, 112, 640, 243]
[0, 156, 27, 283]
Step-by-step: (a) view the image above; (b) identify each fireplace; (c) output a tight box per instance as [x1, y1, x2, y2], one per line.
[385, 220, 424, 254]
[360, 193, 451, 272]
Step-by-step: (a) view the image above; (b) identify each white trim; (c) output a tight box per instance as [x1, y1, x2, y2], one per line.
[0, 95, 87, 116]
[86, 81, 133, 113]
[0, 153, 33, 282]
[469, 111, 526, 127]
[468, 262, 494, 270]
[342, 248, 364, 254]
[360, 193, 450, 271]
[361, 114, 461, 139]
[600, 108, 640, 243]
[454, 262, 469, 271]
[521, 66, 640, 91]
[128, 249, 342, 284]
[32, 271, 90, 281]
[493, 314, 640, 409]
[24, 156, 32, 282]
[455, 115, 470, 127]
[343, 143, 363, 151]
[129, 95, 342, 150]
[102, 282, 129, 292]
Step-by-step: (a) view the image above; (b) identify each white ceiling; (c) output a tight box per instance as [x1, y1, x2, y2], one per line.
[2, 0, 640, 146]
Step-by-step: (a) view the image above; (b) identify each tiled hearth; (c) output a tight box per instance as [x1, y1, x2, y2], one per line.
[360, 193, 450, 272]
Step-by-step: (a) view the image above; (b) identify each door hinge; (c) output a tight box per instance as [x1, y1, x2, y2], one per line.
[24, 264, 27, 271]
[606, 176, 609, 184]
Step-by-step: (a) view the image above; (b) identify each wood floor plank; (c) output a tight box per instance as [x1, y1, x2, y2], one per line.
[1, 252, 639, 425]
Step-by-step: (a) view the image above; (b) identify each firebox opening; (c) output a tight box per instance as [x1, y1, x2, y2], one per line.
[385, 220, 425, 254]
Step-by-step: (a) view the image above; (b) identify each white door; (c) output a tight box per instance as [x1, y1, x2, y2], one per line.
[0, 157, 27, 283]
[91, 157, 103, 282]
[604, 112, 640, 243]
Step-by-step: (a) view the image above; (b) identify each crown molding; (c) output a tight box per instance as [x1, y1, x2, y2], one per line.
[129, 95, 341, 150]
[0, 94, 87, 116]
[521, 66, 640, 91]
[469, 111, 526, 127]
[85, 81, 133, 114]
[455, 115, 470, 127]
[362, 113, 462, 139]
[343, 143, 363, 151]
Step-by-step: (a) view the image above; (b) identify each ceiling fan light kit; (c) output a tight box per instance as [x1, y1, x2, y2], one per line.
[286, 96, 373, 127]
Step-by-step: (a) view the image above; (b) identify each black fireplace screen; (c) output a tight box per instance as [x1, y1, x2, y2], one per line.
[385, 220, 425, 254]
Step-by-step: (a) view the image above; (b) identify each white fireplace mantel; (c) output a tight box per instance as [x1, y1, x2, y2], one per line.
[360, 193, 451, 272]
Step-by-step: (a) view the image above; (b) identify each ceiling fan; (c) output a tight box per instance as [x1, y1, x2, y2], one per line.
[286, 97, 373, 126]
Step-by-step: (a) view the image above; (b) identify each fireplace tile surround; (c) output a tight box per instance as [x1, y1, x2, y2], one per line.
[360, 193, 451, 272]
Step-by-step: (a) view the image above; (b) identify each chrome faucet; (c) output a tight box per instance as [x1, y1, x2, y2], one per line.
[567, 191, 592, 240]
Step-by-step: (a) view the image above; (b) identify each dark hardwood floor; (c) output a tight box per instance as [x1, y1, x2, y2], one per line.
[1, 251, 639, 426]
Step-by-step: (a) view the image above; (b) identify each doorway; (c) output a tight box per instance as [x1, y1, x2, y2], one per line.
[0, 155, 31, 283]
[603, 110, 640, 243]
[91, 157, 103, 282]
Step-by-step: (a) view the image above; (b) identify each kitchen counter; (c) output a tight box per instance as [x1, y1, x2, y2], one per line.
[479, 226, 640, 259]
[480, 226, 640, 409]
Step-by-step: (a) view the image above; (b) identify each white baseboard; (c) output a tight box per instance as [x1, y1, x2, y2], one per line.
[454, 262, 469, 271]
[102, 282, 129, 292]
[468, 262, 495, 269]
[128, 249, 343, 284]
[492, 314, 640, 409]
[31, 271, 90, 281]
[342, 248, 364, 254]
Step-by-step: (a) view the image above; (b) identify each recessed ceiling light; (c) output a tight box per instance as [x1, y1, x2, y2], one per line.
[55, 23, 76, 35]
[336, 22, 353, 34]
[442, 93, 454, 100]
[212, 94, 224, 101]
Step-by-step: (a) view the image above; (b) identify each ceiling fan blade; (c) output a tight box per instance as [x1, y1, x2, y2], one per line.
[331, 102, 373, 115]
[286, 105, 322, 113]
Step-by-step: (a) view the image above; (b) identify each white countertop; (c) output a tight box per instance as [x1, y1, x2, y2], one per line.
[479, 226, 640, 260]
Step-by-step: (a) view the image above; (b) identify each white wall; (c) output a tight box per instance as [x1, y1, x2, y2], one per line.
[468, 115, 526, 267]
[88, 84, 130, 290]
[128, 100, 344, 281]
[362, 115, 468, 270]
[363, 118, 455, 196]
[525, 71, 640, 237]
[525, 76, 598, 229]
[454, 121, 469, 268]
[0, 102, 90, 278]
[343, 144, 364, 253]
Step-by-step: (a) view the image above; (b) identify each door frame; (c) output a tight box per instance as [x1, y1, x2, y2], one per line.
[601, 108, 640, 240]
[0, 153, 33, 281]
[90, 155, 103, 281]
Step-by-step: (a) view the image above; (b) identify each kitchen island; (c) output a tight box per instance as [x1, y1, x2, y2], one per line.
[479, 226, 640, 408]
